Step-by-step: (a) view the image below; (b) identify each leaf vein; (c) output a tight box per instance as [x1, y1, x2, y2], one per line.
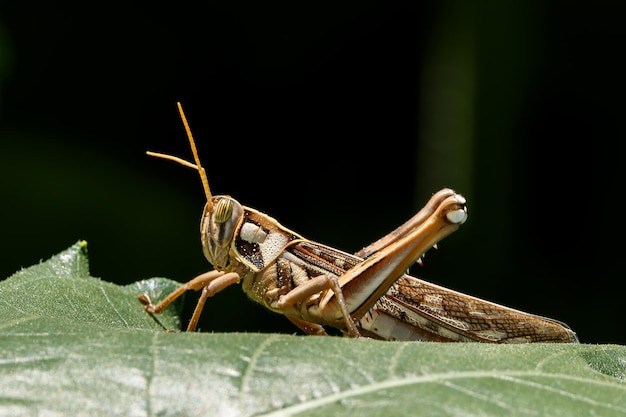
[259, 370, 626, 417]
[99, 286, 129, 327]
[239, 334, 279, 405]
[386, 342, 409, 378]
[502, 375, 626, 412]
[440, 380, 514, 411]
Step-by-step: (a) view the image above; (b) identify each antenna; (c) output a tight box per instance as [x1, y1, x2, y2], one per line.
[146, 102, 214, 209]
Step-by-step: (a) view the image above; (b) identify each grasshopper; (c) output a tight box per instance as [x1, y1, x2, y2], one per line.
[139, 103, 578, 343]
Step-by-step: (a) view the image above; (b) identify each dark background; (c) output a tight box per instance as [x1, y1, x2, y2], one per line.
[1, 2, 623, 343]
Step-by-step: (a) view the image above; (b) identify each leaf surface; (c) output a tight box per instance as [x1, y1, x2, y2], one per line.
[1, 242, 625, 417]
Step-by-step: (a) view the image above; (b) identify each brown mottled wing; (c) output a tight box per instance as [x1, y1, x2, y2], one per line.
[366, 275, 578, 343]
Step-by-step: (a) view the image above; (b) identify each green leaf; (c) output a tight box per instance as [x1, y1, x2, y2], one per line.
[0, 241, 182, 333]
[1, 242, 625, 417]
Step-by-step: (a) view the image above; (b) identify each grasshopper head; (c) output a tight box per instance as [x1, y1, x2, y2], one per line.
[200, 196, 244, 270]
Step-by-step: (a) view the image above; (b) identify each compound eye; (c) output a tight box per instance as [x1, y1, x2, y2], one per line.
[213, 198, 233, 224]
